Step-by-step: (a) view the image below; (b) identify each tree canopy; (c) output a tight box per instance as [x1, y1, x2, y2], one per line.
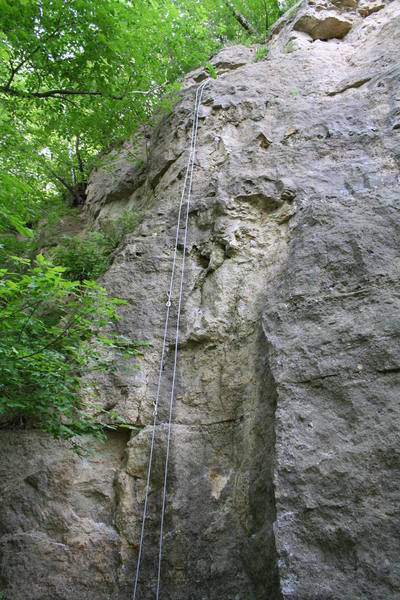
[0, 0, 287, 216]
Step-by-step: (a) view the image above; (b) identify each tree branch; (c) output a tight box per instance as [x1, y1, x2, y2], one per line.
[48, 167, 76, 198]
[75, 135, 84, 175]
[48, 165, 86, 206]
[0, 85, 161, 100]
[3, 17, 62, 92]
[15, 317, 77, 361]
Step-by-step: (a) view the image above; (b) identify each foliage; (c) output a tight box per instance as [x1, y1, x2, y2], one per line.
[0, 0, 217, 215]
[254, 45, 269, 61]
[53, 209, 142, 281]
[102, 209, 143, 251]
[206, 63, 218, 80]
[0, 253, 140, 440]
[53, 233, 111, 281]
[0, 0, 289, 217]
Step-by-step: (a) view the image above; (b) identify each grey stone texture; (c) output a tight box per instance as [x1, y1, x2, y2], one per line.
[1, 0, 400, 598]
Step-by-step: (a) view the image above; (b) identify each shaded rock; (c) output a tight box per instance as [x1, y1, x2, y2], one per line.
[210, 44, 256, 74]
[358, 0, 386, 15]
[327, 71, 373, 95]
[294, 13, 352, 38]
[0, 431, 129, 600]
[332, 0, 358, 8]
[85, 134, 149, 220]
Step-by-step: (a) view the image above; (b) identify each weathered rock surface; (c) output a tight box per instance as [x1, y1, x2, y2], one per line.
[1, 0, 400, 598]
[0, 431, 129, 599]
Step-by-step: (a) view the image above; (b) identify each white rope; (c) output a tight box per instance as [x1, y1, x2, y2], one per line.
[132, 79, 208, 600]
[156, 80, 208, 600]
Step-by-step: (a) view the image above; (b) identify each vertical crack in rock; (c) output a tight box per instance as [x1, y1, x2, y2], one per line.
[234, 328, 283, 599]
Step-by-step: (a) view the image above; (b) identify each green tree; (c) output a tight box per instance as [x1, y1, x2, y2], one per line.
[0, 0, 286, 213]
[0, 0, 218, 210]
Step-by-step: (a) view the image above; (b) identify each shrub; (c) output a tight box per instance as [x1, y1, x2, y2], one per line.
[53, 232, 111, 282]
[53, 210, 142, 282]
[0, 254, 140, 442]
[102, 209, 143, 251]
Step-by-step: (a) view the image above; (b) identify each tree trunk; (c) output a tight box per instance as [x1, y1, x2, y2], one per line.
[226, 2, 258, 35]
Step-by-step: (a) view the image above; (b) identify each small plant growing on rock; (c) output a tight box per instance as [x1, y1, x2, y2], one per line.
[102, 209, 143, 251]
[206, 63, 218, 79]
[254, 46, 269, 61]
[284, 39, 294, 53]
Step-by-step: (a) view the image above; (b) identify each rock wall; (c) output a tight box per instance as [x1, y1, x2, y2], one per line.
[1, 0, 399, 598]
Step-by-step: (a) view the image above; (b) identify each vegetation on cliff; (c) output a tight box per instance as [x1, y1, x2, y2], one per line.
[0, 0, 289, 439]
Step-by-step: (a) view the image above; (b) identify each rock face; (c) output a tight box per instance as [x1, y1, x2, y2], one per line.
[1, 0, 400, 598]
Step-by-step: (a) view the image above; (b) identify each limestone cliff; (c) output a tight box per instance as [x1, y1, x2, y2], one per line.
[1, 0, 399, 598]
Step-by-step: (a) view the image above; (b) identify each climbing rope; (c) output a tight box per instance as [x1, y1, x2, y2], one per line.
[132, 79, 209, 600]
